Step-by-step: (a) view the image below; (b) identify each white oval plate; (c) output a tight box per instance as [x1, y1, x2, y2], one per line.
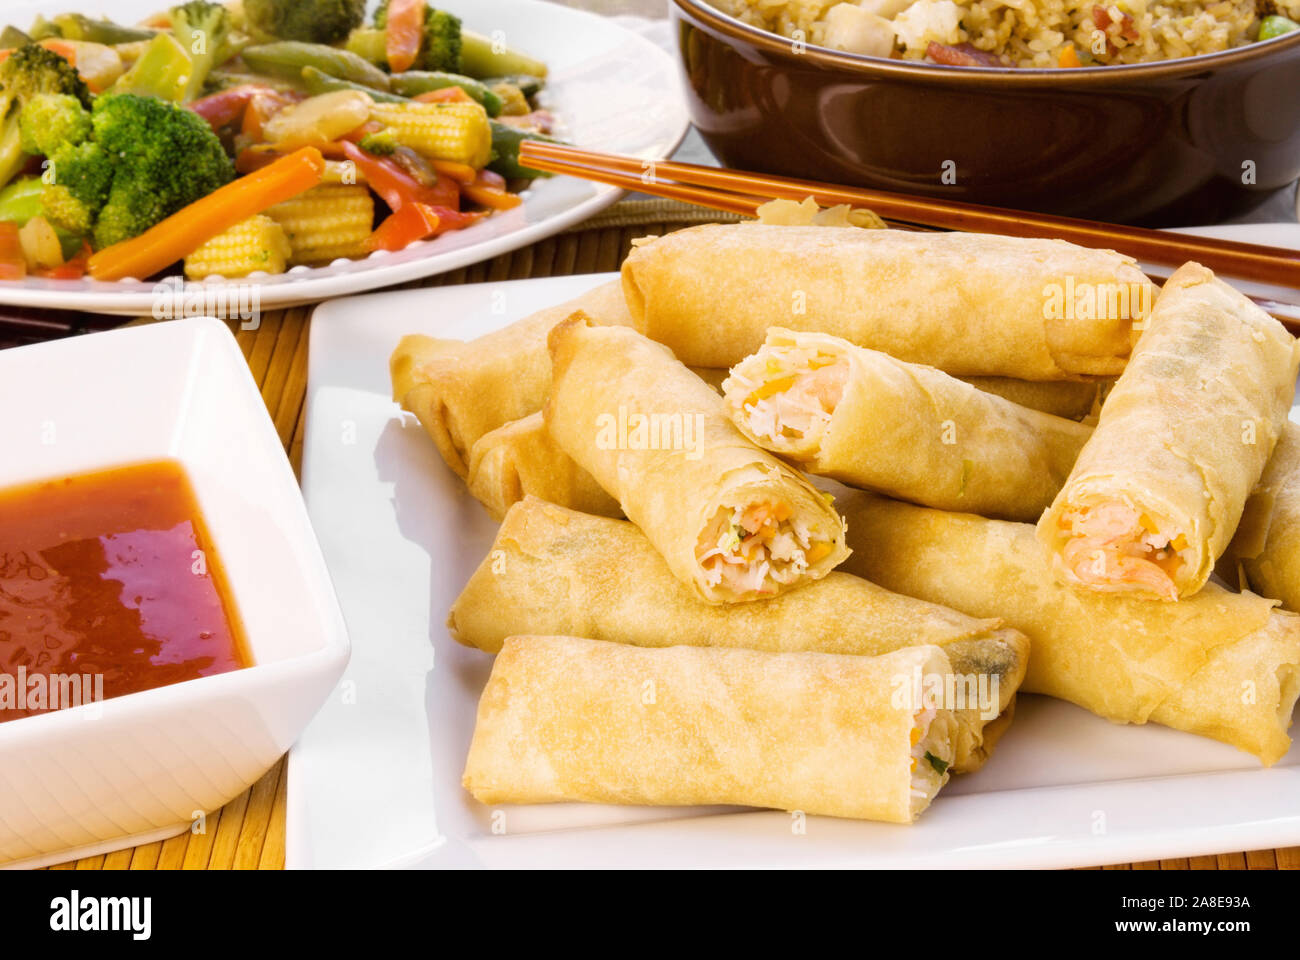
[0, 0, 689, 314]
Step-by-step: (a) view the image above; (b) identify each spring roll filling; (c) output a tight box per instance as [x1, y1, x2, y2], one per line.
[697, 499, 835, 595]
[726, 347, 849, 456]
[908, 705, 951, 817]
[1057, 500, 1190, 601]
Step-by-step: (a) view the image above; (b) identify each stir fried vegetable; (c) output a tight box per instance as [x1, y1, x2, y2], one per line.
[0, 2, 556, 282]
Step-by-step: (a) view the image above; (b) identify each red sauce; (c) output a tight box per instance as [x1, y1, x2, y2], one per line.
[0, 460, 249, 723]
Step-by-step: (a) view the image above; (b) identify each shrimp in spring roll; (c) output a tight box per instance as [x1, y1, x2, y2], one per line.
[839, 492, 1300, 765]
[449, 497, 1028, 772]
[1038, 262, 1300, 601]
[621, 224, 1153, 379]
[463, 636, 959, 823]
[723, 329, 1093, 521]
[545, 315, 849, 603]
[390, 279, 632, 478]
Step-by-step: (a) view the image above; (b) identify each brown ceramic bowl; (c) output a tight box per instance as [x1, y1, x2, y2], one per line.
[670, 0, 1300, 225]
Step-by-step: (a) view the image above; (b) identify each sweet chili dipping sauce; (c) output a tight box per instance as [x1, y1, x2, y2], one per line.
[0, 460, 249, 722]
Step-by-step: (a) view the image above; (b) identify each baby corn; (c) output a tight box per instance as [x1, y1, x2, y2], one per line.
[184, 215, 292, 280]
[266, 184, 375, 265]
[369, 101, 492, 168]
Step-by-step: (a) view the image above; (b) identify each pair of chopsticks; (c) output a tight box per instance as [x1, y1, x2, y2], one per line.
[518, 141, 1300, 328]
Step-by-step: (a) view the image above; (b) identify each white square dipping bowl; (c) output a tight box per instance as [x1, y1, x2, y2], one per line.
[0, 317, 350, 868]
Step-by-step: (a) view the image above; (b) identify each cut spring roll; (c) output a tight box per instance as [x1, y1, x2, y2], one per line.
[1038, 262, 1300, 601]
[621, 224, 1153, 378]
[1225, 421, 1300, 613]
[723, 328, 1094, 521]
[465, 413, 622, 521]
[959, 376, 1107, 421]
[546, 315, 849, 603]
[463, 636, 959, 823]
[449, 496, 1029, 772]
[839, 492, 1300, 765]
[390, 279, 632, 478]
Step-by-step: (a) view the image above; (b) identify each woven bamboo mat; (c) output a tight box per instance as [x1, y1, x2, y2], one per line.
[17, 199, 1298, 869]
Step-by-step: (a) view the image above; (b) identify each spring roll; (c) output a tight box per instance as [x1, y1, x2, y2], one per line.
[463, 636, 959, 822]
[838, 492, 1300, 764]
[621, 224, 1153, 379]
[1225, 422, 1300, 613]
[390, 279, 632, 478]
[959, 376, 1106, 421]
[723, 328, 1093, 521]
[1038, 262, 1300, 601]
[449, 496, 1028, 772]
[545, 315, 849, 603]
[465, 413, 622, 521]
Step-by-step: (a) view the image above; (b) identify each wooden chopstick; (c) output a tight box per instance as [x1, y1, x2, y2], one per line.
[519, 141, 1300, 290]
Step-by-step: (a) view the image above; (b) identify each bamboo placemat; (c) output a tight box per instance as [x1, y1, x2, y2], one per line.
[19, 200, 1298, 869]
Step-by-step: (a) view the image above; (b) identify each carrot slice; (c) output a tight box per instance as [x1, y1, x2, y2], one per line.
[87, 147, 325, 281]
[386, 0, 427, 74]
[0, 222, 26, 280]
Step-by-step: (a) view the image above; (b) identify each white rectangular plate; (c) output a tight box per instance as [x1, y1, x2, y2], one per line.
[291, 224, 1300, 869]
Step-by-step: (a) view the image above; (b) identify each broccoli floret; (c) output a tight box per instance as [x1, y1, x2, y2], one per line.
[42, 141, 113, 235]
[358, 129, 398, 155]
[244, 0, 365, 45]
[373, 3, 463, 72]
[88, 94, 236, 248]
[19, 93, 92, 157]
[170, 2, 233, 100]
[0, 43, 93, 189]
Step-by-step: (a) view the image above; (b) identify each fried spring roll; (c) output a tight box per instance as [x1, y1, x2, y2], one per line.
[959, 376, 1106, 421]
[545, 315, 849, 603]
[463, 636, 960, 823]
[448, 497, 1029, 772]
[465, 413, 622, 521]
[621, 224, 1153, 379]
[723, 328, 1093, 521]
[1038, 263, 1299, 601]
[390, 279, 632, 478]
[839, 492, 1300, 764]
[1225, 421, 1300, 613]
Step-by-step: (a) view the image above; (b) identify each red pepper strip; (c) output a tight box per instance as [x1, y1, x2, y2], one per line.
[340, 140, 459, 211]
[413, 87, 473, 105]
[429, 206, 486, 235]
[366, 202, 441, 252]
[187, 86, 275, 132]
[386, 0, 426, 74]
[0, 222, 27, 280]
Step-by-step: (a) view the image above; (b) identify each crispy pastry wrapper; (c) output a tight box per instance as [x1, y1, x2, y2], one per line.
[463, 636, 959, 822]
[545, 315, 849, 603]
[1038, 262, 1300, 600]
[465, 413, 622, 521]
[959, 376, 1106, 421]
[389, 279, 632, 479]
[1225, 421, 1300, 612]
[621, 224, 1152, 379]
[724, 328, 1093, 521]
[449, 496, 1027, 772]
[840, 491, 1300, 765]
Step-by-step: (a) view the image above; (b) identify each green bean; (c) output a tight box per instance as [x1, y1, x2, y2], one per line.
[53, 13, 158, 45]
[299, 66, 407, 103]
[459, 30, 547, 80]
[389, 72, 504, 116]
[242, 42, 391, 92]
[487, 121, 560, 180]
